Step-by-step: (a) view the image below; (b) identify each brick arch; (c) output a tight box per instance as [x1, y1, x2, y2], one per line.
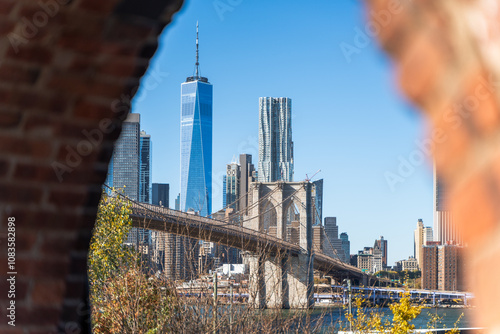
[0, 0, 184, 332]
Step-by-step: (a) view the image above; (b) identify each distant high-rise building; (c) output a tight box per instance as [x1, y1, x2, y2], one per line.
[434, 164, 461, 245]
[239, 154, 255, 214]
[152, 183, 169, 207]
[312, 225, 324, 253]
[357, 252, 373, 273]
[258, 97, 293, 182]
[340, 232, 350, 264]
[175, 193, 180, 211]
[225, 162, 240, 211]
[111, 113, 140, 200]
[151, 183, 169, 272]
[323, 217, 343, 261]
[139, 131, 152, 204]
[422, 242, 465, 291]
[414, 219, 433, 270]
[222, 175, 227, 208]
[374, 236, 388, 268]
[312, 179, 323, 226]
[180, 22, 212, 217]
[106, 113, 147, 246]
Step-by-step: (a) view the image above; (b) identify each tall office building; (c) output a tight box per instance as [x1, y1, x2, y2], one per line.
[312, 179, 323, 226]
[323, 217, 343, 261]
[239, 154, 255, 214]
[340, 232, 350, 264]
[111, 113, 140, 200]
[222, 175, 227, 208]
[152, 183, 169, 207]
[225, 162, 240, 211]
[434, 165, 461, 245]
[106, 113, 147, 246]
[139, 131, 152, 203]
[374, 236, 388, 268]
[258, 97, 293, 182]
[414, 219, 433, 270]
[180, 22, 213, 217]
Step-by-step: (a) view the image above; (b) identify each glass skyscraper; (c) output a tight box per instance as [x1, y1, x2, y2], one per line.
[110, 113, 140, 200]
[180, 23, 213, 217]
[258, 97, 293, 182]
[139, 131, 152, 203]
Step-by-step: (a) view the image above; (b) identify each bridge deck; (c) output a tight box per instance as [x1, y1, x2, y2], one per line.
[130, 202, 368, 280]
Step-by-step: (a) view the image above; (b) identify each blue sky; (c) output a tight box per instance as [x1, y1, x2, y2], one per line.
[132, 0, 434, 266]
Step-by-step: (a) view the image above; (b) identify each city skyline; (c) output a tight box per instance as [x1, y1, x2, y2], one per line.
[132, 0, 434, 265]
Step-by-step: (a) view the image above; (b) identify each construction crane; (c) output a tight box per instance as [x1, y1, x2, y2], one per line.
[305, 169, 321, 182]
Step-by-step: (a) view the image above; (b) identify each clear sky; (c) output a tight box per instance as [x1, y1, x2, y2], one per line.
[132, 0, 435, 266]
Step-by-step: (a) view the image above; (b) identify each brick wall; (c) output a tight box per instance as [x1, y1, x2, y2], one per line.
[0, 0, 184, 332]
[366, 0, 500, 330]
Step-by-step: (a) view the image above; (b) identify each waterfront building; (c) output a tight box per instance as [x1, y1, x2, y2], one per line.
[258, 97, 293, 182]
[422, 242, 465, 291]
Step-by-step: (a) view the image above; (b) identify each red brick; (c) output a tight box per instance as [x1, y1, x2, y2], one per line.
[0, 19, 15, 34]
[32, 280, 66, 305]
[48, 189, 87, 207]
[0, 63, 41, 85]
[13, 163, 60, 183]
[0, 183, 43, 203]
[99, 58, 139, 78]
[46, 71, 126, 99]
[77, 0, 118, 14]
[72, 99, 113, 120]
[6, 44, 53, 64]
[0, 278, 29, 301]
[0, 159, 10, 177]
[57, 35, 102, 54]
[14, 305, 61, 326]
[16, 258, 69, 279]
[12, 211, 83, 231]
[0, 110, 22, 128]
[0, 135, 52, 158]
[100, 42, 139, 57]
[40, 234, 77, 255]
[0, 0, 16, 15]
[105, 20, 155, 42]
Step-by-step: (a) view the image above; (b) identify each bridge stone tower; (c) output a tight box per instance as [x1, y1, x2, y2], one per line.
[243, 181, 314, 308]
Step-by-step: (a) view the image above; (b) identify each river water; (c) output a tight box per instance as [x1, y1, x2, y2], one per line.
[309, 306, 476, 331]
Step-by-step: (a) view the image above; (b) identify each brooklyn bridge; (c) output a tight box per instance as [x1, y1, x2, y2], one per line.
[123, 181, 391, 308]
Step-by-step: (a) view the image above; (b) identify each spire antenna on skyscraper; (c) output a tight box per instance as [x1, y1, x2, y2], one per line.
[195, 21, 199, 78]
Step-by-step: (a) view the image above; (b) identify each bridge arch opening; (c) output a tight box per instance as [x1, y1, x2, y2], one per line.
[262, 199, 277, 235]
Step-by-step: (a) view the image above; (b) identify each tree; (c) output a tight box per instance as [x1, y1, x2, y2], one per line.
[89, 192, 174, 333]
[88, 191, 134, 293]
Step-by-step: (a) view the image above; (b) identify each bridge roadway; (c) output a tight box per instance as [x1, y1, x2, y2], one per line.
[130, 202, 370, 282]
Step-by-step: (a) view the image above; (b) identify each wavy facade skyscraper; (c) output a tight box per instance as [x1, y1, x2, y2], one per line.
[258, 97, 293, 182]
[180, 22, 213, 217]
